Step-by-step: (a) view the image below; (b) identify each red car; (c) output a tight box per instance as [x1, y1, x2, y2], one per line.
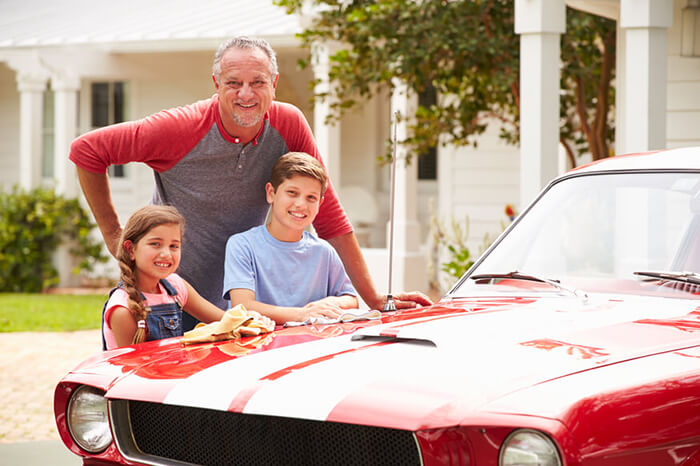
[55, 148, 700, 465]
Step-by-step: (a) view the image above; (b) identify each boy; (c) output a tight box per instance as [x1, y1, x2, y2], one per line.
[223, 152, 358, 324]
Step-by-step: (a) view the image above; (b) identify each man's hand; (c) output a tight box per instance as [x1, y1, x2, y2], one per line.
[384, 291, 433, 310]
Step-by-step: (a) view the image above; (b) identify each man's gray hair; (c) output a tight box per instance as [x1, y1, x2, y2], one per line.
[213, 36, 279, 80]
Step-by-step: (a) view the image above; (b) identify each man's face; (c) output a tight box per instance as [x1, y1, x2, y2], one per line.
[214, 47, 277, 132]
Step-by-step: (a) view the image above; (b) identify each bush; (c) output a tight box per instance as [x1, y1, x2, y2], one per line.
[0, 186, 107, 292]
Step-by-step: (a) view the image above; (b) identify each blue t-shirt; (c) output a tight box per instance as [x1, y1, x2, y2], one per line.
[223, 225, 356, 307]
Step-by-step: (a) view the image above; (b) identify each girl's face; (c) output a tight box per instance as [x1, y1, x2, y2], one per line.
[129, 223, 182, 285]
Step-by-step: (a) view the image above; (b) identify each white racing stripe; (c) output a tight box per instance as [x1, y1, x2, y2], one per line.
[242, 341, 439, 421]
[163, 333, 377, 410]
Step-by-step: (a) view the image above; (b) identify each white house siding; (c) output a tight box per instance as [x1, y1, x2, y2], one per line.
[666, 0, 700, 149]
[667, 58, 700, 148]
[0, 63, 20, 189]
[438, 121, 521, 262]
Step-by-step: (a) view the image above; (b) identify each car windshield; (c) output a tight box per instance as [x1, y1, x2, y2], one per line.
[451, 171, 700, 299]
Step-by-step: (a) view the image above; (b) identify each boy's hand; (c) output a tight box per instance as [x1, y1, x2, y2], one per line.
[300, 298, 343, 320]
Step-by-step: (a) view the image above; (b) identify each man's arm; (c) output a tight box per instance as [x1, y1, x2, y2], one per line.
[327, 232, 433, 310]
[76, 166, 123, 258]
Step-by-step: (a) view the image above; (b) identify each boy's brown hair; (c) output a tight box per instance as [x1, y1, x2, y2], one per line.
[269, 152, 328, 195]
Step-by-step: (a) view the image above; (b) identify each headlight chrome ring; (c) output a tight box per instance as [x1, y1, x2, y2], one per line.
[499, 428, 562, 466]
[67, 385, 113, 453]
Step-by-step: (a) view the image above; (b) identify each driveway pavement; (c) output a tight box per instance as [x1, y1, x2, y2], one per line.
[0, 330, 100, 465]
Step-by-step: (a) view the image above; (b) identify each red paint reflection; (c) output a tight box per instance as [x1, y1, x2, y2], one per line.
[636, 310, 700, 333]
[521, 338, 609, 359]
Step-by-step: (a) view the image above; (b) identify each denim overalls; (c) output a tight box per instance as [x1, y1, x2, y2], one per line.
[101, 278, 183, 350]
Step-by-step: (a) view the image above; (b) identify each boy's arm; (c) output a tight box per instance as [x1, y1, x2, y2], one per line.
[228, 288, 343, 325]
[308, 295, 358, 310]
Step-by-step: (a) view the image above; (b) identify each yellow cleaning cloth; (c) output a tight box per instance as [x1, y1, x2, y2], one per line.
[182, 304, 275, 345]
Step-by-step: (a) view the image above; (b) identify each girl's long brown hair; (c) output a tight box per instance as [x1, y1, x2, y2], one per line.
[116, 205, 185, 344]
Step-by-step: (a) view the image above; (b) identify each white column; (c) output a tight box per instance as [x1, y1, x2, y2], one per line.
[51, 73, 80, 198]
[51, 73, 82, 287]
[619, 0, 673, 154]
[311, 42, 342, 187]
[515, 0, 566, 208]
[16, 72, 48, 190]
[388, 80, 426, 293]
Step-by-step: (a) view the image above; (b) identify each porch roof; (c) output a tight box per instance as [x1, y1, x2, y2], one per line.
[0, 0, 302, 51]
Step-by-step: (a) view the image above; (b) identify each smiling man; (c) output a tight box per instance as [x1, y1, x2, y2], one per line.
[70, 36, 431, 331]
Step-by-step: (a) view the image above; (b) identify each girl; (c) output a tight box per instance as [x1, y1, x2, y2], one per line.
[102, 205, 226, 349]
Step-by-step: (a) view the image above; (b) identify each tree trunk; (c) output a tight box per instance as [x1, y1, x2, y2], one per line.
[592, 30, 616, 160]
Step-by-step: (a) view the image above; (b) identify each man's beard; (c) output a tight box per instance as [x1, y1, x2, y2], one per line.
[232, 110, 263, 128]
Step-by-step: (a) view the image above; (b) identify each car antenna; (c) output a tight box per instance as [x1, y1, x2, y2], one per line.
[383, 111, 399, 312]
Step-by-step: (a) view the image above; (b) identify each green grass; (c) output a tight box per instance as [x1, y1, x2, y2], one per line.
[0, 293, 108, 332]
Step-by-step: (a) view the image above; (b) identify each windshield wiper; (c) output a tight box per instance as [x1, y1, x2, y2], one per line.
[633, 270, 700, 286]
[469, 270, 589, 302]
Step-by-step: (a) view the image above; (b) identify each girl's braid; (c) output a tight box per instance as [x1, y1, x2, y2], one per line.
[117, 258, 150, 344]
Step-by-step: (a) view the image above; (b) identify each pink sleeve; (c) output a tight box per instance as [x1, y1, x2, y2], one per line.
[69, 97, 217, 174]
[103, 289, 130, 350]
[268, 102, 354, 240]
[168, 273, 189, 306]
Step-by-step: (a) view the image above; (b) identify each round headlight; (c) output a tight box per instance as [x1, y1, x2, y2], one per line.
[499, 429, 562, 466]
[67, 385, 112, 453]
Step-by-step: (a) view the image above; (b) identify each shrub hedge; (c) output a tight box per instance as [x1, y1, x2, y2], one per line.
[0, 186, 107, 292]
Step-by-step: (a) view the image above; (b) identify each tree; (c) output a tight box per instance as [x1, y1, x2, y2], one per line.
[275, 0, 615, 166]
[561, 8, 616, 164]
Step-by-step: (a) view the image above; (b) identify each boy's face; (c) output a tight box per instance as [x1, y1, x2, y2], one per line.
[266, 175, 323, 240]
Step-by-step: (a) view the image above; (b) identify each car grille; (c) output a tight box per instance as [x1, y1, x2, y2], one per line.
[110, 399, 423, 466]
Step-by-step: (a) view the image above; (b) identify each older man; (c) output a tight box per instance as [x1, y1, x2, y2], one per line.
[70, 36, 431, 330]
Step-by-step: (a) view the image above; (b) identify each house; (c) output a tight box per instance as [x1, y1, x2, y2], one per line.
[0, 0, 698, 298]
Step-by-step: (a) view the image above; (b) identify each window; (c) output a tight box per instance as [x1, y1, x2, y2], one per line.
[417, 85, 437, 180]
[92, 82, 127, 177]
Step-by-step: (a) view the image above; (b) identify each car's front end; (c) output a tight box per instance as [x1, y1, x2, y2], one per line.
[55, 148, 700, 465]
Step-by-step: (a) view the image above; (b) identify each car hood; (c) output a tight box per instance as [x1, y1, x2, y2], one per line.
[66, 294, 700, 431]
